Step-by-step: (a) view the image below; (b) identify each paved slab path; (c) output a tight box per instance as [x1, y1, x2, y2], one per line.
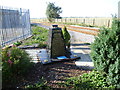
[70, 42, 94, 70]
[69, 30, 94, 70]
[25, 49, 40, 63]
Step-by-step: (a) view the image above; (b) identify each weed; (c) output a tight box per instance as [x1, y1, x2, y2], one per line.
[25, 77, 51, 89]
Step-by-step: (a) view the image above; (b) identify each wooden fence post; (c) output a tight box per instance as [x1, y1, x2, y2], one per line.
[83, 19, 85, 24]
[70, 19, 71, 23]
[65, 18, 66, 23]
[107, 20, 110, 28]
[93, 19, 95, 26]
[76, 18, 78, 23]
[61, 18, 62, 22]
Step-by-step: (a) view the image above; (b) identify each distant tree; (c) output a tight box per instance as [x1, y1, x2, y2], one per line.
[46, 2, 62, 22]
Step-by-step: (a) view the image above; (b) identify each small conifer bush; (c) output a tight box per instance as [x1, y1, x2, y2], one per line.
[62, 26, 71, 48]
[90, 17, 120, 88]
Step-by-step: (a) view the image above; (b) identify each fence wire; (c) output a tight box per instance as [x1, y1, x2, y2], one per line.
[0, 6, 31, 47]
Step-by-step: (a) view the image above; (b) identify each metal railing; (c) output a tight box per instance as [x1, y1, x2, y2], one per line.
[0, 6, 31, 47]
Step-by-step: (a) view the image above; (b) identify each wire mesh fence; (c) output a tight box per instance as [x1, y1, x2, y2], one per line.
[0, 6, 31, 47]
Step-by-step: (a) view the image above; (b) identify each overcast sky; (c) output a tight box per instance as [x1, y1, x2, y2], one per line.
[0, 0, 120, 18]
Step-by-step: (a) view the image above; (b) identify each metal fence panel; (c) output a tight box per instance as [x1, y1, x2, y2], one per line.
[0, 6, 31, 47]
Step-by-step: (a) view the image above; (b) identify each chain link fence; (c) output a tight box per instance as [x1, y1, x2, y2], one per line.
[0, 6, 31, 47]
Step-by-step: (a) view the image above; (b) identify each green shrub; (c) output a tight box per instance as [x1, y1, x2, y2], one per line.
[2, 46, 33, 86]
[64, 70, 115, 89]
[62, 26, 71, 48]
[90, 17, 120, 88]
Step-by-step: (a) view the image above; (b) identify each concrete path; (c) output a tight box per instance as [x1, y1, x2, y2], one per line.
[70, 42, 94, 70]
[69, 30, 94, 70]
[25, 49, 41, 63]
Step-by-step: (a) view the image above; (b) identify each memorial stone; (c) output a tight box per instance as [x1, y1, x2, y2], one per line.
[47, 25, 67, 59]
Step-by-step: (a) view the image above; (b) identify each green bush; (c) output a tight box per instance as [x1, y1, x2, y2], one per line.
[64, 70, 115, 89]
[62, 26, 71, 48]
[90, 17, 120, 88]
[2, 46, 33, 86]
